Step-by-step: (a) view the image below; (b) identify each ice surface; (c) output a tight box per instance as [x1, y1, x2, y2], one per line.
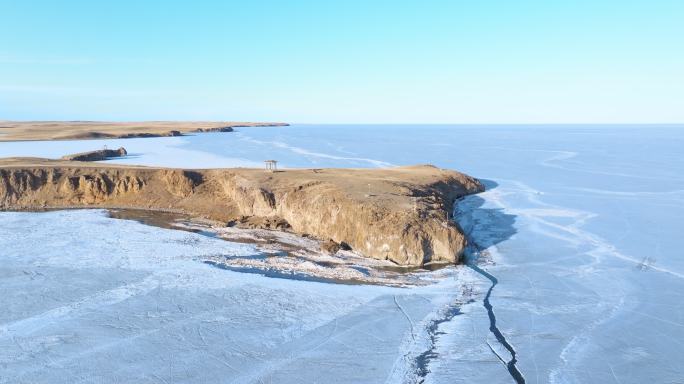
[0, 210, 476, 383]
[2, 124, 684, 383]
[0, 135, 263, 168]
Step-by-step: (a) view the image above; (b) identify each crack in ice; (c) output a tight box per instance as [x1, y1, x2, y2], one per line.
[469, 263, 526, 384]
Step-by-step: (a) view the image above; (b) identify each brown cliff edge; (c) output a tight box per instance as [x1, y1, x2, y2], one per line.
[0, 121, 288, 142]
[0, 158, 484, 267]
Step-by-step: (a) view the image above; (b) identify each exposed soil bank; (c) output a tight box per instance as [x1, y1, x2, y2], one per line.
[0, 158, 483, 266]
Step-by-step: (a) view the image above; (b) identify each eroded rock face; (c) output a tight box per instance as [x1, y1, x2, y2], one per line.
[161, 170, 202, 197]
[0, 163, 483, 266]
[0, 168, 147, 206]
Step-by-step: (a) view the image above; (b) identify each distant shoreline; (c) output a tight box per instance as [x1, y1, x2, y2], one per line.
[0, 121, 289, 142]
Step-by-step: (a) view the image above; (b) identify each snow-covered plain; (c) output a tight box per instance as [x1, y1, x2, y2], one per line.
[1, 124, 683, 383]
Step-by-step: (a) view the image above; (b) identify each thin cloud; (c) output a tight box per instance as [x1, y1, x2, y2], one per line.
[0, 84, 182, 98]
[0, 55, 95, 65]
[0, 54, 159, 65]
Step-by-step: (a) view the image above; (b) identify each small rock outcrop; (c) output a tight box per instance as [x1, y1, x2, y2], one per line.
[321, 239, 341, 254]
[62, 147, 127, 162]
[227, 215, 291, 230]
[193, 127, 234, 133]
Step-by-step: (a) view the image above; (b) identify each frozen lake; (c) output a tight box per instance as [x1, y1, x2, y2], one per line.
[1, 124, 683, 383]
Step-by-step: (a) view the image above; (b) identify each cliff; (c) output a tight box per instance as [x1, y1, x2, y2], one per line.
[0, 158, 483, 266]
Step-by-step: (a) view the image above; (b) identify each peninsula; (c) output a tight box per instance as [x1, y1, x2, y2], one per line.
[0, 158, 483, 266]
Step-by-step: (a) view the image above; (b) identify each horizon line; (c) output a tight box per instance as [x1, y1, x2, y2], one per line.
[1, 120, 683, 126]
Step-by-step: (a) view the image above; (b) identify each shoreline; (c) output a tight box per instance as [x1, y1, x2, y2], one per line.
[6, 206, 448, 286]
[0, 121, 289, 142]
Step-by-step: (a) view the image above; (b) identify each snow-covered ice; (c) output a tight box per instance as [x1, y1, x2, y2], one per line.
[1, 124, 683, 383]
[0, 209, 476, 383]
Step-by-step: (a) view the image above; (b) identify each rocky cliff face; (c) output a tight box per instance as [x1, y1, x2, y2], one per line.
[0, 161, 483, 266]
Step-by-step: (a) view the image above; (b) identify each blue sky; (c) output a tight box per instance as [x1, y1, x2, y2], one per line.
[1, 0, 682, 123]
